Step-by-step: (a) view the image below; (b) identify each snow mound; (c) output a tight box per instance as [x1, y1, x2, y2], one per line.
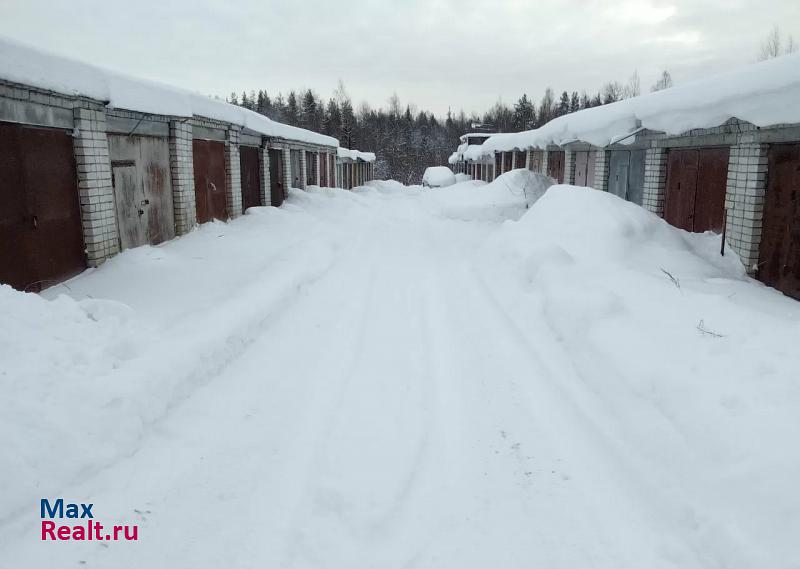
[424, 169, 553, 222]
[454, 173, 472, 183]
[422, 166, 456, 188]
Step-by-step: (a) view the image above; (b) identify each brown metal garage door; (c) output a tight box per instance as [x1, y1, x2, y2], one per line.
[109, 134, 174, 250]
[503, 152, 512, 173]
[758, 143, 800, 299]
[529, 150, 542, 173]
[239, 145, 261, 211]
[0, 122, 85, 291]
[306, 151, 316, 186]
[664, 147, 729, 233]
[192, 139, 227, 224]
[320, 152, 328, 186]
[514, 150, 527, 169]
[548, 150, 565, 183]
[495, 154, 502, 177]
[575, 151, 598, 187]
[268, 148, 284, 206]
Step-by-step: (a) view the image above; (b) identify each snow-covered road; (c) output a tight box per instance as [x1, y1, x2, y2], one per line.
[2, 175, 800, 568]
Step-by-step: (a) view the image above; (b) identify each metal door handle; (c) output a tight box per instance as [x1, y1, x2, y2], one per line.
[32, 215, 38, 229]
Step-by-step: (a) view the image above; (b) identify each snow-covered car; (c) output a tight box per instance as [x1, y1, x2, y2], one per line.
[422, 166, 456, 188]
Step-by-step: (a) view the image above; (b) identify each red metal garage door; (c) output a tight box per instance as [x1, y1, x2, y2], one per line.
[239, 145, 261, 211]
[758, 143, 800, 299]
[192, 139, 228, 223]
[548, 150, 565, 183]
[664, 148, 729, 233]
[268, 148, 284, 206]
[0, 122, 85, 291]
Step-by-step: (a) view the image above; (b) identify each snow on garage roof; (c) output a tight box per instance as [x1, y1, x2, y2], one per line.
[464, 52, 800, 161]
[337, 147, 376, 162]
[0, 37, 339, 148]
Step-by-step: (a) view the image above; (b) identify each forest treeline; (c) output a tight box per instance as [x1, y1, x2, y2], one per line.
[228, 72, 672, 184]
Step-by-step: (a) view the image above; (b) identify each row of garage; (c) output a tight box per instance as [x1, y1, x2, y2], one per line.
[452, 124, 800, 300]
[0, 79, 376, 293]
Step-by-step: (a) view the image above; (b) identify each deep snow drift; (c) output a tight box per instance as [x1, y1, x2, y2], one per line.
[422, 166, 456, 187]
[1, 177, 799, 569]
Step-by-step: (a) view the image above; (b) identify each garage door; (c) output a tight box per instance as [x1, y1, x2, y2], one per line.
[574, 151, 597, 188]
[0, 122, 85, 291]
[306, 151, 316, 186]
[548, 150, 565, 183]
[664, 148, 729, 233]
[529, 150, 542, 173]
[240, 145, 261, 211]
[268, 149, 284, 206]
[758, 143, 800, 299]
[608, 149, 646, 204]
[514, 150, 527, 169]
[320, 152, 328, 186]
[503, 152, 512, 173]
[109, 134, 174, 250]
[290, 150, 301, 188]
[192, 139, 228, 224]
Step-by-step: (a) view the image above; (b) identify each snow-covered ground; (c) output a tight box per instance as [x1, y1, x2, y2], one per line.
[2, 172, 799, 568]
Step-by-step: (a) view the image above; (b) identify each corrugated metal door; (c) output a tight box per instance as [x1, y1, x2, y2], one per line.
[758, 144, 800, 298]
[626, 150, 646, 205]
[289, 150, 301, 187]
[305, 151, 315, 186]
[495, 154, 501, 177]
[530, 150, 542, 173]
[664, 149, 699, 231]
[239, 145, 261, 211]
[0, 122, 85, 291]
[503, 152, 512, 173]
[547, 151, 565, 183]
[268, 148, 284, 206]
[320, 153, 328, 186]
[608, 151, 630, 199]
[192, 139, 228, 223]
[109, 134, 174, 250]
[586, 150, 597, 188]
[515, 150, 526, 169]
[574, 151, 589, 186]
[693, 147, 729, 233]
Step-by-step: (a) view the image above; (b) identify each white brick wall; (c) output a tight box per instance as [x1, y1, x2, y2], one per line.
[259, 144, 271, 206]
[281, 147, 292, 197]
[224, 128, 242, 218]
[563, 148, 576, 185]
[73, 106, 119, 266]
[642, 146, 667, 216]
[592, 149, 610, 193]
[299, 149, 308, 190]
[169, 120, 196, 234]
[725, 142, 768, 273]
[541, 150, 549, 180]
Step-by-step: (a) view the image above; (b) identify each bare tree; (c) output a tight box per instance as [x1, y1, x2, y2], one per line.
[759, 25, 797, 60]
[602, 81, 624, 104]
[651, 70, 674, 92]
[624, 70, 641, 99]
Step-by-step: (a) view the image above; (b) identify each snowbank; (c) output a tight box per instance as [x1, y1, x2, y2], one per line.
[464, 52, 800, 160]
[422, 166, 456, 187]
[476, 185, 800, 567]
[0, 37, 337, 147]
[424, 169, 552, 222]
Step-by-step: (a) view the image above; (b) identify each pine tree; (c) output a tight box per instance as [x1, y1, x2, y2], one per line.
[569, 91, 580, 113]
[557, 91, 570, 116]
[229, 92, 239, 106]
[512, 94, 535, 131]
[286, 91, 299, 125]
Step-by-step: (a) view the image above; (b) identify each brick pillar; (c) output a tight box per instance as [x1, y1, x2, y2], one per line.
[281, 148, 292, 198]
[169, 120, 196, 234]
[724, 141, 768, 273]
[224, 128, 242, 218]
[564, 148, 576, 185]
[259, 143, 271, 206]
[299, 150, 308, 190]
[525, 150, 531, 170]
[541, 150, 549, 179]
[642, 146, 667, 216]
[73, 106, 119, 266]
[592, 148, 610, 193]
[511, 152, 517, 170]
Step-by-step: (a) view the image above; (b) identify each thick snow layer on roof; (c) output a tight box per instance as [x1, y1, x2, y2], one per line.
[422, 166, 456, 187]
[337, 147, 376, 162]
[465, 52, 800, 160]
[0, 37, 338, 147]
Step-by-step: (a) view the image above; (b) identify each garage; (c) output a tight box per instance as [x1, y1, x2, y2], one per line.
[239, 145, 261, 211]
[319, 152, 328, 186]
[574, 150, 597, 188]
[607, 149, 645, 204]
[503, 152, 512, 173]
[0, 122, 85, 291]
[108, 133, 174, 249]
[663, 147, 729, 233]
[192, 139, 228, 223]
[758, 143, 800, 299]
[547, 150, 565, 183]
[528, 150, 543, 173]
[268, 148, 284, 206]
[514, 150, 526, 169]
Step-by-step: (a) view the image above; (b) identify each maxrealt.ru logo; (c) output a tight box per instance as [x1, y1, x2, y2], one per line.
[40, 499, 139, 542]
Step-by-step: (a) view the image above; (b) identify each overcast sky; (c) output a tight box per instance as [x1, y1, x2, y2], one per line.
[1, 0, 798, 118]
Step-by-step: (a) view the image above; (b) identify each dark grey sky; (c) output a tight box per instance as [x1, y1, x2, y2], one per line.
[1, 0, 798, 117]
